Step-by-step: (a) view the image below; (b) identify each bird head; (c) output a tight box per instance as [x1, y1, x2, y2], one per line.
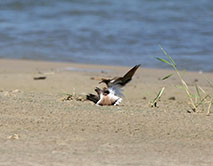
[102, 87, 110, 96]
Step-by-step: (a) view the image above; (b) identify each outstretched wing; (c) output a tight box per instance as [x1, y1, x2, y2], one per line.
[110, 64, 140, 87]
[99, 64, 141, 88]
[121, 64, 140, 86]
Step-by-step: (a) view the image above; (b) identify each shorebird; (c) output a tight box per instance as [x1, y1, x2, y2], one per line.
[86, 64, 140, 106]
[86, 87, 122, 106]
[99, 64, 141, 96]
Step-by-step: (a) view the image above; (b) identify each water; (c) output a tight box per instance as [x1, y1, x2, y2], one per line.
[0, 0, 213, 72]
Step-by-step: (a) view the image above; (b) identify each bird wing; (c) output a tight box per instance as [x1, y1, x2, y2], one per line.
[120, 64, 141, 86]
[99, 64, 140, 89]
[109, 64, 140, 87]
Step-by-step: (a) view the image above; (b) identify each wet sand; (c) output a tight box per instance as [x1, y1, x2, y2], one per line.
[0, 59, 213, 166]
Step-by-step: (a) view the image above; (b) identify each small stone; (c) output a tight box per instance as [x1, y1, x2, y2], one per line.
[168, 96, 176, 100]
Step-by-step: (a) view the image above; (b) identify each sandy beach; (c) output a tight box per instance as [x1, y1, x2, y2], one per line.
[0, 59, 213, 166]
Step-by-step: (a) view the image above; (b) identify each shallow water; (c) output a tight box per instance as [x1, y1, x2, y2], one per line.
[0, 0, 213, 71]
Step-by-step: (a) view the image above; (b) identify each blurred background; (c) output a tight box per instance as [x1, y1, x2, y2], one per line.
[0, 0, 212, 71]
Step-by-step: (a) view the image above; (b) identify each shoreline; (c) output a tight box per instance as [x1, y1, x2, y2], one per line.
[0, 58, 213, 165]
[1, 57, 212, 74]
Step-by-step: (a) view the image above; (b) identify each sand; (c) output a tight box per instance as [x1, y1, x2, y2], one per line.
[0, 59, 213, 166]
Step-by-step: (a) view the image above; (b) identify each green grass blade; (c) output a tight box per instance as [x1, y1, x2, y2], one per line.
[168, 55, 176, 67]
[159, 45, 176, 67]
[181, 70, 186, 78]
[156, 57, 171, 65]
[195, 84, 201, 99]
[153, 87, 165, 102]
[159, 45, 168, 56]
[176, 85, 184, 90]
[162, 73, 173, 80]
[150, 87, 165, 107]
[206, 79, 213, 88]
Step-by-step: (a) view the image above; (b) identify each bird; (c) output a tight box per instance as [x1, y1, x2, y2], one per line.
[86, 64, 140, 106]
[86, 87, 122, 106]
[99, 64, 141, 96]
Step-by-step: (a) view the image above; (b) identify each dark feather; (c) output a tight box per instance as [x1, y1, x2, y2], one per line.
[113, 64, 140, 86]
[99, 64, 140, 88]
[121, 64, 140, 85]
[95, 87, 102, 96]
[86, 94, 99, 103]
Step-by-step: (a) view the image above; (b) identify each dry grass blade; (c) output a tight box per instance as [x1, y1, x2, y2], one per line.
[8, 134, 19, 140]
[198, 85, 206, 94]
[195, 95, 210, 108]
[150, 87, 165, 107]
[207, 101, 212, 116]
[176, 68, 197, 111]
